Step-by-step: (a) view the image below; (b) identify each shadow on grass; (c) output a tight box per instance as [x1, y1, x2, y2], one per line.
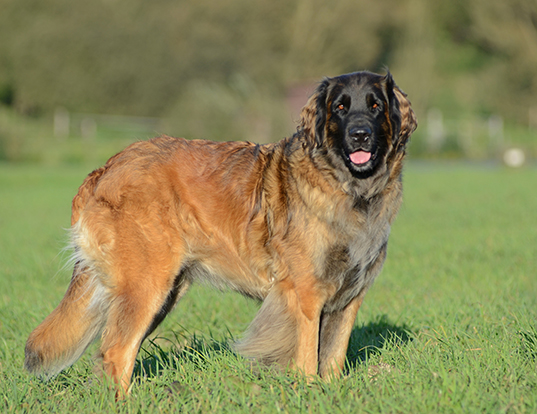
[133, 314, 413, 381]
[133, 332, 233, 380]
[345, 314, 413, 369]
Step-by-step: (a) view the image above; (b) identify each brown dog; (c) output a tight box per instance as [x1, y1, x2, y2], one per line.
[25, 71, 416, 396]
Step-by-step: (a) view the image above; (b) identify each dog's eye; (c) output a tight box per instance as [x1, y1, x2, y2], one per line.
[335, 95, 350, 113]
[366, 93, 382, 112]
[371, 102, 381, 112]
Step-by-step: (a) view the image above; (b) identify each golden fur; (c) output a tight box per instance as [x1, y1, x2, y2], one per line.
[25, 71, 417, 397]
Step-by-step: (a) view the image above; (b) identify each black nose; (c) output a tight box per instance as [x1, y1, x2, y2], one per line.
[349, 126, 371, 142]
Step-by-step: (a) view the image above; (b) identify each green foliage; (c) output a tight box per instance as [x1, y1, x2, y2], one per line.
[1, 0, 536, 127]
[1, 163, 536, 412]
[2, 0, 537, 161]
[163, 75, 291, 143]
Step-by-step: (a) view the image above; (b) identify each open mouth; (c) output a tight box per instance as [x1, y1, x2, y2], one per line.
[349, 150, 372, 165]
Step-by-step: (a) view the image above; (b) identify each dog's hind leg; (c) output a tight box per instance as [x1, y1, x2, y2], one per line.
[25, 263, 108, 379]
[97, 265, 190, 398]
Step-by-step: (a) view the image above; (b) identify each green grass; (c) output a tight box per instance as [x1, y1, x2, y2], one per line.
[1, 162, 536, 413]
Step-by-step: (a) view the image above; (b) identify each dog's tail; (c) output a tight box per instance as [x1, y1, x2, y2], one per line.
[24, 262, 109, 379]
[233, 285, 298, 368]
[25, 163, 113, 379]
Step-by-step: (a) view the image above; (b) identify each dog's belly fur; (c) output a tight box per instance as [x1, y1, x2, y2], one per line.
[164, 208, 392, 310]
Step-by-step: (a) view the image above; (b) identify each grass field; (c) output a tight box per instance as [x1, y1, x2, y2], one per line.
[0, 161, 536, 413]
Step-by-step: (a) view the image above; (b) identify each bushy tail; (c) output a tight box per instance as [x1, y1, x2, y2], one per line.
[233, 286, 298, 368]
[25, 265, 109, 379]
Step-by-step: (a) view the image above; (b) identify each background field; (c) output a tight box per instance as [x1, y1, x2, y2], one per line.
[1, 0, 536, 411]
[0, 161, 536, 413]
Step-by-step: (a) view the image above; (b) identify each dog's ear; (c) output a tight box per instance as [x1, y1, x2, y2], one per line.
[383, 72, 417, 151]
[394, 86, 417, 145]
[299, 79, 330, 147]
[383, 72, 401, 141]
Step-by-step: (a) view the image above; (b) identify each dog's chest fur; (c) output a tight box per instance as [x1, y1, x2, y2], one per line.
[320, 187, 400, 313]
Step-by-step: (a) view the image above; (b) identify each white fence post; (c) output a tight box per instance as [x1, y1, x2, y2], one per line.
[426, 108, 445, 152]
[53, 107, 70, 140]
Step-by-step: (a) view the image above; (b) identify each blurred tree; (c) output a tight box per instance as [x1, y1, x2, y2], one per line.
[389, 0, 437, 117]
[0, 0, 188, 115]
[281, 0, 399, 82]
[469, 0, 537, 123]
[0, 0, 535, 134]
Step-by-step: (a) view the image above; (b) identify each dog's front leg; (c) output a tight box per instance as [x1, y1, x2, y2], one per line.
[292, 309, 322, 377]
[234, 275, 328, 377]
[318, 245, 388, 379]
[317, 293, 364, 379]
[286, 277, 329, 378]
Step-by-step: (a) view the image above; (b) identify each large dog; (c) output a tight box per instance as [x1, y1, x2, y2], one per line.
[25, 71, 416, 395]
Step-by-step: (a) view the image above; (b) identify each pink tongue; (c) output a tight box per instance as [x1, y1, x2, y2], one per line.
[350, 151, 371, 165]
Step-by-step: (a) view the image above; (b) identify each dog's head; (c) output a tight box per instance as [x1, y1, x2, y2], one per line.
[299, 71, 417, 179]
